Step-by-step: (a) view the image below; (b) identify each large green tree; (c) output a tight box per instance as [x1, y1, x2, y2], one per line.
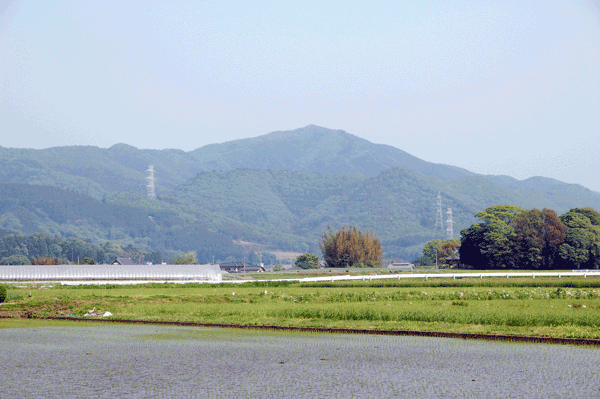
[540, 208, 569, 268]
[422, 239, 443, 264]
[173, 251, 198, 265]
[460, 205, 593, 270]
[418, 238, 460, 267]
[460, 205, 524, 269]
[559, 208, 600, 269]
[511, 208, 567, 269]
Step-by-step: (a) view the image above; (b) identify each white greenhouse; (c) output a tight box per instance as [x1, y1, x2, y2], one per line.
[0, 264, 222, 283]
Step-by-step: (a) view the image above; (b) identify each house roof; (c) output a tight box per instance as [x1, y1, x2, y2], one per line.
[219, 261, 246, 267]
[219, 262, 265, 272]
[112, 257, 136, 265]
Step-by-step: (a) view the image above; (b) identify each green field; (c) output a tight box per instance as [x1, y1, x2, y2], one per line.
[2, 278, 600, 339]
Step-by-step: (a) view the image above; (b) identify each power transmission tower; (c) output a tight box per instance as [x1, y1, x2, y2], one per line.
[446, 208, 454, 240]
[435, 192, 444, 232]
[146, 165, 156, 199]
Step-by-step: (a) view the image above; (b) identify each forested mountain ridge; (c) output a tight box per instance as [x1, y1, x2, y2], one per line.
[1, 125, 594, 200]
[0, 125, 474, 199]
[190, 125, 475, 180]
[106, 167, 600, 260]
[1, 125, 600, 261]
[0, 183, 242, 262]
[0, 182, 154, 240]
[0, 144, 202, 199]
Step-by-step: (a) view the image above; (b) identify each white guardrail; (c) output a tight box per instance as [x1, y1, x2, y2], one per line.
[224, 270, 600, 284]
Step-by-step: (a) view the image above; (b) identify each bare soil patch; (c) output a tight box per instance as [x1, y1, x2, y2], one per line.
[0, 310, 31, 319]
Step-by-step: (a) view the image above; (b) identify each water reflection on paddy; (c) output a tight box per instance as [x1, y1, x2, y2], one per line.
[1, 325, 599, 398]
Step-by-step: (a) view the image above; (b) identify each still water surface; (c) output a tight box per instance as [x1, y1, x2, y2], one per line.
[1, 325, 599, 398]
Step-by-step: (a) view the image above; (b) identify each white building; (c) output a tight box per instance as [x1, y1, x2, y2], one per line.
[386, 262, 415, 270]
[0, 264, 222, 283]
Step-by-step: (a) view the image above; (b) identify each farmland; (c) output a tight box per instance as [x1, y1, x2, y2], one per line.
[1, 323, 599, 398]
[3, 277, 600, 339]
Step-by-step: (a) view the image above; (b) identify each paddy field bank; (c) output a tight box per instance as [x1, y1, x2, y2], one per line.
[3, 274, 600, 339]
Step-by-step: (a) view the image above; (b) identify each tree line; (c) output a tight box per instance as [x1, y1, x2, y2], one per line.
[0, 232, 276, 266]
[417, 205, 600, 270]
[0, 233, 139, 265]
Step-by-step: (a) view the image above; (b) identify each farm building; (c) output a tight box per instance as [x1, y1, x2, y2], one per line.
[219, 262, 266, 273]
[111, 257, 136, 265]
[386, 262, 415, 270]
[0, 264, 222, 282]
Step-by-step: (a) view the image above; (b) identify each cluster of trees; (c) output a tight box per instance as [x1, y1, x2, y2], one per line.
[294, 253, 320, 269]
[320, 225, 383, 268]
[0, 233, 126, 265]
[413, 238, 461, 267]
[0, 183, 252, 263]
[0, 232, 277, 266]
[459, 205, 600, 269]
[1, 254, 32, 265]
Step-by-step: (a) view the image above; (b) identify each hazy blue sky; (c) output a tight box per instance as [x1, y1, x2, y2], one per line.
[2, 1, 599, 191]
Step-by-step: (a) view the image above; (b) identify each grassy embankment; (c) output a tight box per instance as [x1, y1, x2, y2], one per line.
[2, 277, 600, 339]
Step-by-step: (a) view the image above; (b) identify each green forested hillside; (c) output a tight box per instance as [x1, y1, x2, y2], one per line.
[0, 144, 201, 199]
[0, 232, 124, 264]
[2, 126, 600, 261]
[190, 125, 474, 179]
[103, 168, 600, 260]
[0, 125, 474, 200]
[0, 183, 154, 242]
[0, 183, 242, 263]
[485, 175, 600, 209]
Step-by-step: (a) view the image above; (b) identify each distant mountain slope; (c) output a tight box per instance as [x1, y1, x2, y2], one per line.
[485, 175, 600, 210]
[0, 183, 241, 262]
[3, 125, 600, 260]
[190, 125, 475, 180]
[0, 144, 201, 199]
[103, 167, 600, 259]
[0, 182, 155, 241]
[1, 125, 594, 207]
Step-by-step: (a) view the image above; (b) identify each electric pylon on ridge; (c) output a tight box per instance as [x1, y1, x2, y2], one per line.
[146, 165, 156, 199]
[435, 191, 444, 231]
[446, 207, 454, 240]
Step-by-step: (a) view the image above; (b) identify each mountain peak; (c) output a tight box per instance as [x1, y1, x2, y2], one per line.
[190, 126, 473, 179]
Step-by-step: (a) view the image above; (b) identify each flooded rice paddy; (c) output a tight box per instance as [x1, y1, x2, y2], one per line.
[1, 324, 599, 398]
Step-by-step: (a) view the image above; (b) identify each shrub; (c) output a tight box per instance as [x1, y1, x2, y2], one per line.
[320, 225, 383, 268]
[32, 256, 60, 265]
[0, 285, 6, 304]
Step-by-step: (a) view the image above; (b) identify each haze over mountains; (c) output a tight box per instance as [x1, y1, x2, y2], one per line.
[1, 125, 598, 261]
